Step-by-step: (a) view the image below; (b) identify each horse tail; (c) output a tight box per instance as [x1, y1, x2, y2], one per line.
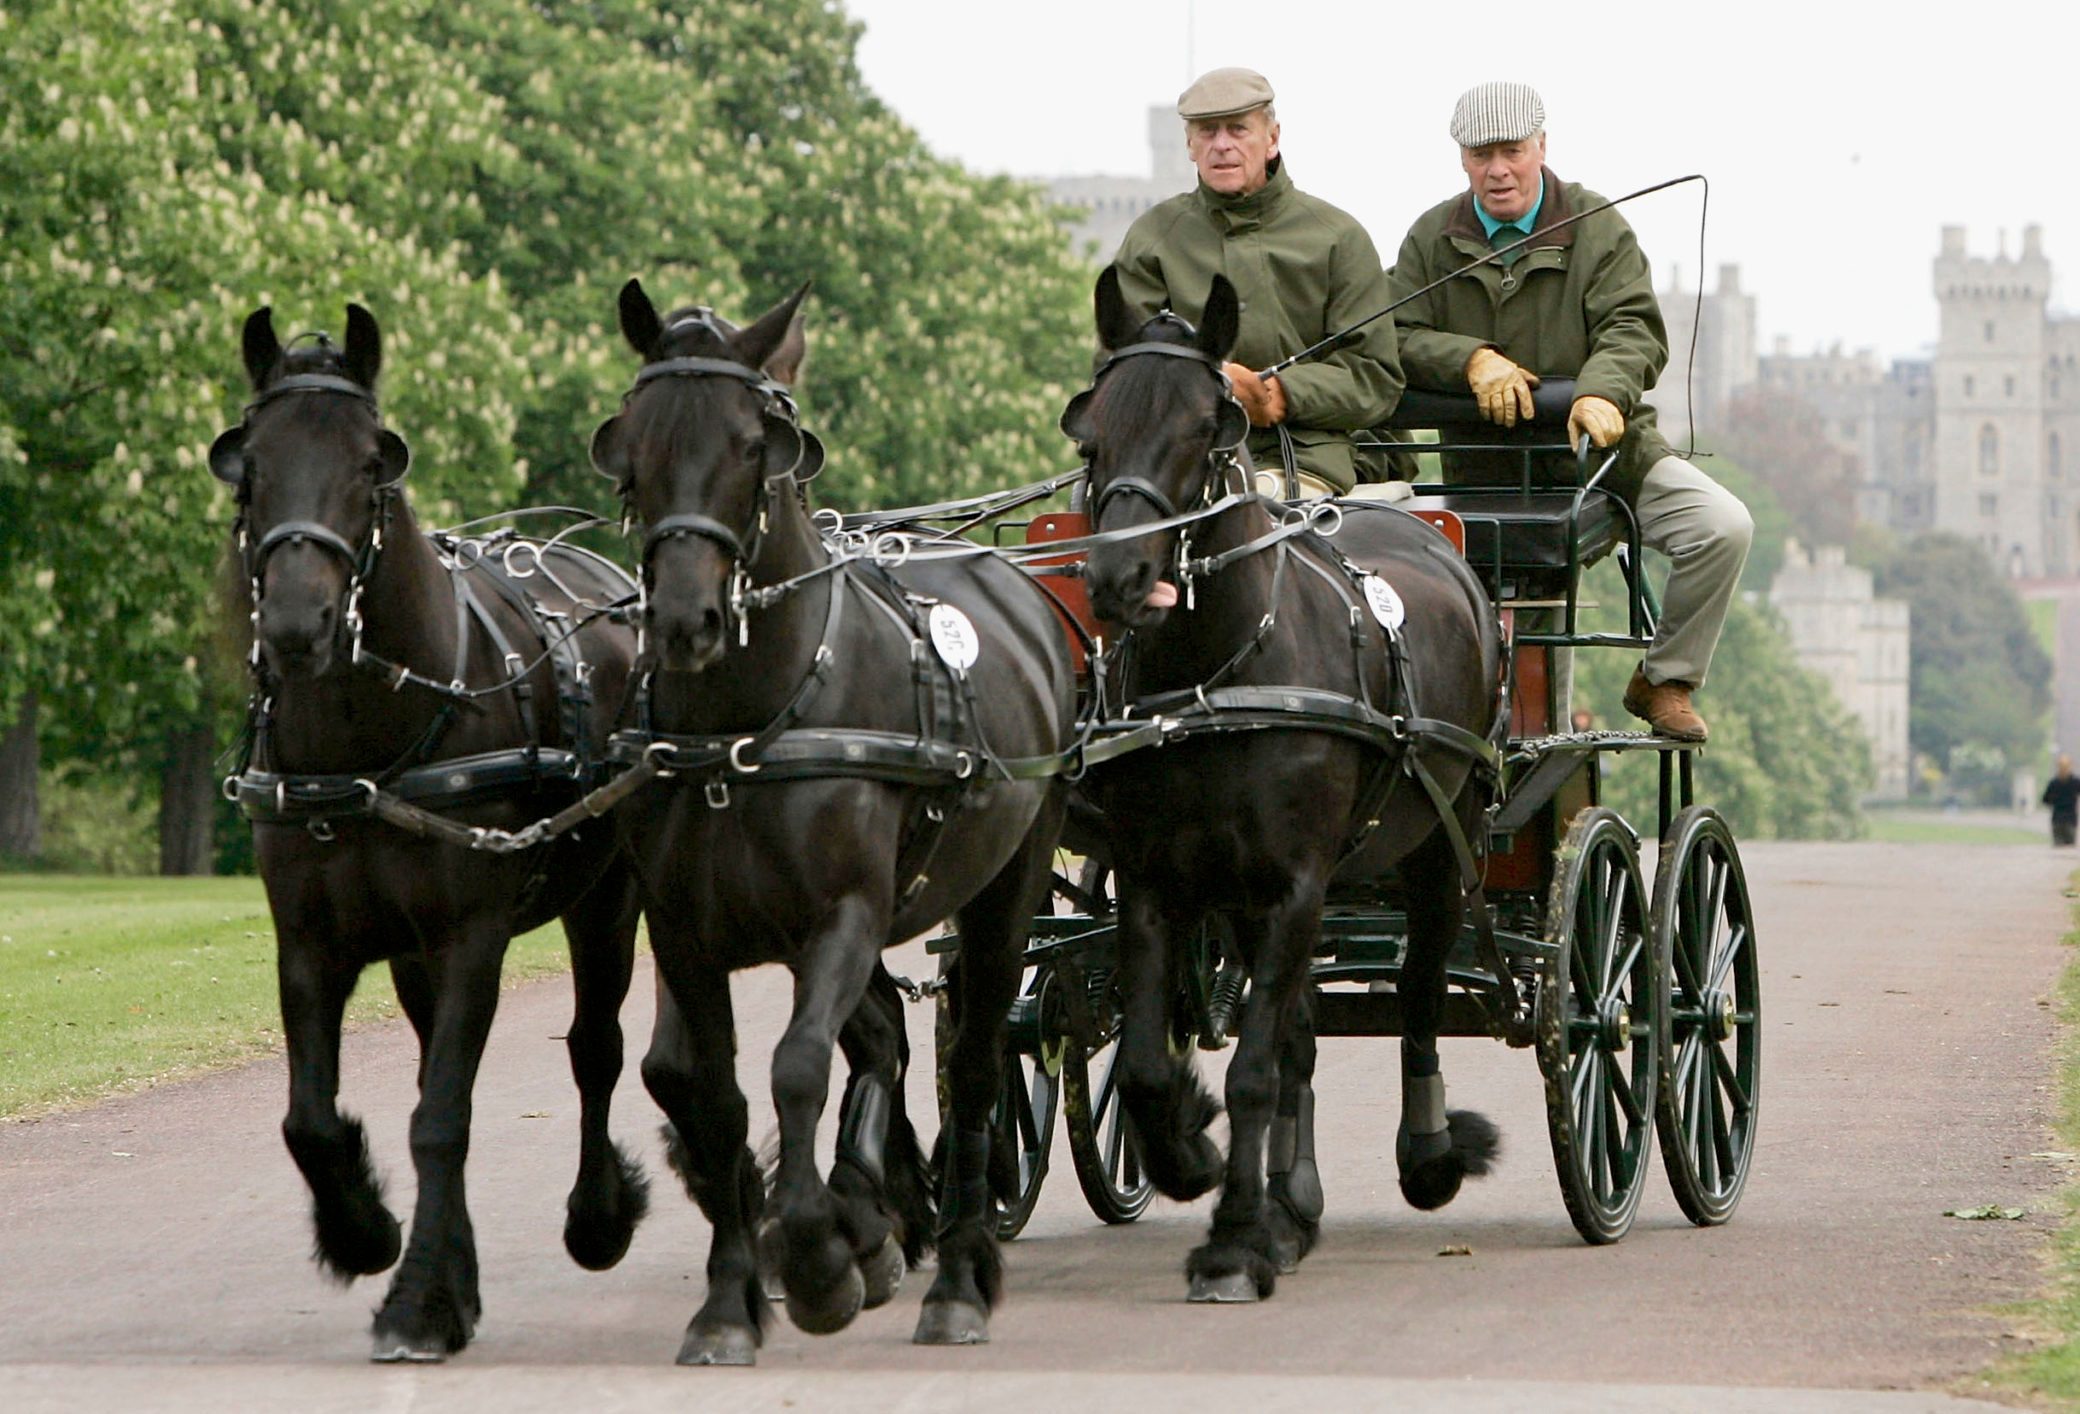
[1399, 1108, 1502, 1210]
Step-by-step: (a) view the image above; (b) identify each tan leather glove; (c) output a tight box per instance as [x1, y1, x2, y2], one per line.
[1567, 394, 1626, 449]
[1222, 362, 1287, 428]
[1464, 347, 1539, 428]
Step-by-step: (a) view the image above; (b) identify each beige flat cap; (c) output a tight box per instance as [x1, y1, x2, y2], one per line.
[1177, 67, 1274, 120]
[1450, 80, 1545, 147]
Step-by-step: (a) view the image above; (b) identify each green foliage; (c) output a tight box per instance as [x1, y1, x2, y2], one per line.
[1867, 532, 2051, 800]
[1, 0, 1097, 869]
[0, 873, 570, 1116]
[1575, 565, 1871, 839]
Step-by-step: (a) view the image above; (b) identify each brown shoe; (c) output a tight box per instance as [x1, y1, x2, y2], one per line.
[1623, 666, 1708, 742]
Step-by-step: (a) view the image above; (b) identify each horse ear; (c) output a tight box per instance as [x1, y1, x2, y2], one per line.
[619, 278, 664, 359]
[1094, 266, 1140, 352]
[343, 304, 381, 390]
[733, 282, 811, 373]
[1199, 275, 1240, 362]
[241, 307, 282, 389]
[762, 308, 808, 386]
[1060, 388, 1097, 446]
[589, 414, 627, 483]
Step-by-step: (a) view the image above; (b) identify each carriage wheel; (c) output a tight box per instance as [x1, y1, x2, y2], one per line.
[1057, 860, 1156, 1223]
[934, 955, 1061, 1241]
[1063, 975, 1156, 1224]
[1650, 806, 1760, 1226]
[1535, 807, 1661, 1245]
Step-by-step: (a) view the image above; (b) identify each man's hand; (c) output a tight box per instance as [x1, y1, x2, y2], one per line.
[1567, 394, 1626, 449]
[1464, 347, 1539, 427]
[1223, 362, 1287, 427]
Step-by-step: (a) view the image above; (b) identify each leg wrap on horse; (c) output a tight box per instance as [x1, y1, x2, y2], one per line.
[835, 1072, 891, 1188]
[1396, 1042, 1450, 1170]
[1267, 1084, 1324, 1224]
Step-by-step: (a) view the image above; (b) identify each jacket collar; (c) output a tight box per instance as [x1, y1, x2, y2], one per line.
[1194, 157, 1292, 227]
[1443, 167, 1576, 249]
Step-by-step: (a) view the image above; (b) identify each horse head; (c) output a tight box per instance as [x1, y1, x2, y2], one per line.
[211, 304, 410, 680]
[1066, 268, 1248, 629]
[592, 277, 815, 672]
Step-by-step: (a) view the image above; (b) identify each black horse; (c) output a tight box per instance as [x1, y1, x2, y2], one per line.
[1067, 269, 1505, 1300]
[593, 279, 1074, 1362]
[213, 305, 651, 1359]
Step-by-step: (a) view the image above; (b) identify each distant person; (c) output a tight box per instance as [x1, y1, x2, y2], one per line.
[1109, 66, 1402, 497]
[2043, 756, 2080, 846]
[1387, 81, 1753, 742]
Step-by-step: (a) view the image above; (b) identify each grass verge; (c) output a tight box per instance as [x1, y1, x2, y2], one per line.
[0, 874, 571, 1120]
[1989, 871, 2080, 1403]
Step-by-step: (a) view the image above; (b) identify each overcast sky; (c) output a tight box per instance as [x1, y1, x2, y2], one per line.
[845, 0, 2075, 365]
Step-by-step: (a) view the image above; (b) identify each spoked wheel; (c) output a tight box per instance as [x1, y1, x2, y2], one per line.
[1058, 859, 1155, 1224]
[1651, 806, 1760, 1226]
[1063, 976, 1155, 1224]
[934, 955, 1061, 1241]
[1535, 807, 1661, 1245]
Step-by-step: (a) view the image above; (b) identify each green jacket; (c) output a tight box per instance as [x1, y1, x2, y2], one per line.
[1389, 170, 1671, 504]
[1112, 159, 1403, 494]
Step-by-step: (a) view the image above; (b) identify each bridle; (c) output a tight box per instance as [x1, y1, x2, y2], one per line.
[598, 329, 824, 652]
[1068, 319, 1251, 602]
[209, 360, 412, 673]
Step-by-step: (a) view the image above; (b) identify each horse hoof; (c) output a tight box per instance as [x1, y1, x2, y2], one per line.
[1187, 1271, 1260, 1304]
[1271, 1240, 1303, 1275]
[784, 1262, 865, 1336]
[913, 1299, 990, 1345]
[859, 1235, 907, 1309]
[676, 1325, 758, 1367]
[369, 1331, 448, 1363]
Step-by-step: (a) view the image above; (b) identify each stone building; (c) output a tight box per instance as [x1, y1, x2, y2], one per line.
[1048, 106, 1195, 262]
[1768, 541, 1912, 799]
[1648, 263, 1757, 448]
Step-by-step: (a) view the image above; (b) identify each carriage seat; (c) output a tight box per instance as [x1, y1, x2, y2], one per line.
[1368, 377, 1625, 601]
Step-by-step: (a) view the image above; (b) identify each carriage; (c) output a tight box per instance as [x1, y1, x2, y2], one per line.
[936, 374, 1761, 1249]
[222, 282, 1759, 1361]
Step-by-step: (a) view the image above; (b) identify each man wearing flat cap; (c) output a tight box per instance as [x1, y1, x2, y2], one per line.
[1110, 67, 1402, 498]
[1389, 81, 1751, 741]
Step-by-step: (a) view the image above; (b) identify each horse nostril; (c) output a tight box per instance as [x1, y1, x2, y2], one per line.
[700, 607, 723, 642]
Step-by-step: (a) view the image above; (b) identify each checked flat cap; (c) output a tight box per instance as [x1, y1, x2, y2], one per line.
[1450, 81, 1545, 147]
[1177, 67, 1275, 120]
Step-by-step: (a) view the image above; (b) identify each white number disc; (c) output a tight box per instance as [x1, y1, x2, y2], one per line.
[1363, 575, 1405, 634]
[928, 603, 981, 671]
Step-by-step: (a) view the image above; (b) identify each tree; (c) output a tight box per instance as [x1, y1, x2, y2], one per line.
[1866, 532, 2051, 800]
[1575, 567, 1872, 840]
[1, 0, 1100, 873]
[1713, 390, 1861, 549]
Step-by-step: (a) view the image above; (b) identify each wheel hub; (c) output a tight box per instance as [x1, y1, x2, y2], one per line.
[1702, 987, 1737, 1042]
[1597, 998, 1632, 1052]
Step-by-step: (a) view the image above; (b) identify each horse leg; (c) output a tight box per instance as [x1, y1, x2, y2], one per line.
[641, 961, 767, 1366]
[1113, 883, 1222, 1202]
[368, 921, 507, 1361]
[1397, 829, 1501, 1210]
[1264, 991, 1323, 1273]
[826, 963, 928, 1306]
[1186, 885, 1320, 1303]
[913, 804, 1059, 1347]
[766, 896, 885, 1336]
[558, 866, 650, 1271]
[280, 935, 400, 1280]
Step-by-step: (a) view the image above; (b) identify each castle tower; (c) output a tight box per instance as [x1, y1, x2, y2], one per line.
[1932, 225, 2056, 575]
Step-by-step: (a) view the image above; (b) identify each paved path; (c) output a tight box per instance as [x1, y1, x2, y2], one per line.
[1, 841, 2071, 1411]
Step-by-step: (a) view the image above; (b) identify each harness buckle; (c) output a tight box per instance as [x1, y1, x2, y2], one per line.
[221, 775, 239, 802]
[643, 739, 677, 777]
[954, 752, 974, 781]
[728, 737, 763, 774]
[704, 779, 731, 809]
[308, 818, 335, 843]
[1310, 502, 1344, 538]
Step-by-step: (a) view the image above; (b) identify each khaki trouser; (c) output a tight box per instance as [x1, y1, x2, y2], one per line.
[1634, 456, 1753, 689]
